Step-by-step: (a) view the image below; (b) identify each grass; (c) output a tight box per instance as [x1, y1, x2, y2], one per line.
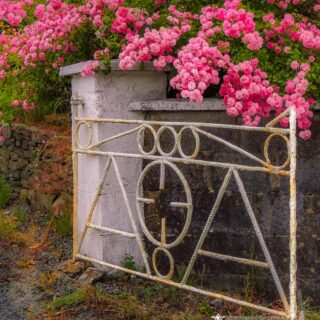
[0, 210, 35, 246]
[42, 283, 210, 320]
[33, 270, 320, 320]
[0, 211, 17, 241]
[10, 206, 27, 224]
[305, 311, 320, 320]
[303, 304, 320, 320]
[138, 283, 182, 305]
[46, 287, 87, 312]
[53, 212, 73, 236]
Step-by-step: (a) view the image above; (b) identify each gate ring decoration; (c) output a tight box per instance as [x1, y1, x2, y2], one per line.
[137, 124, 158, 156]
[152, 247, 175, 280]
[136, 160, 193, 250]
[75, 120, 93, 150]
[156, 125, 179, 157]
[264, 133, 290, 170]
[177, 126, 200, 159]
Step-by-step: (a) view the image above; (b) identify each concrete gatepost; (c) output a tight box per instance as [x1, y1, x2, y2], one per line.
[60, 60, 167, 269]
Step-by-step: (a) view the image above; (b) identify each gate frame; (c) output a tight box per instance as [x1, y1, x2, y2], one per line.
[71, 99, 298, 320]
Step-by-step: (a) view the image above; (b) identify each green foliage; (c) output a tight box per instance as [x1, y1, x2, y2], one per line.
[125, 0, 155, 12]
[53, 212, 73, 236]
[46, 287, 87, 311]
[305, 311, 320, 320]
[302, 299, 320, 320]
[0, 65, 72, 123]
[10, 206, 27, 224]
[138, 283, 182, 305]
[154, 0, 212, 13]
[0, 178, 11, 209]
[122, 254, 137, 271]
[197, 301, 213, 316]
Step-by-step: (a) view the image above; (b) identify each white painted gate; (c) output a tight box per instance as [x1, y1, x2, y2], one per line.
[72, 101, 298, 319]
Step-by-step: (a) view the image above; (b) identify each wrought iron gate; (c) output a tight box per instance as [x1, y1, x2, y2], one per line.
[72, 102, 298, 320]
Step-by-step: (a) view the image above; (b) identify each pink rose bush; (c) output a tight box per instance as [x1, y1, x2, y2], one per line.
[170, 38, 230, 102]
[0, 0, 32, 27]
[0, 0, 319, 141]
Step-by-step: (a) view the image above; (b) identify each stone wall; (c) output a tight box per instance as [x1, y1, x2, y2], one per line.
[0, 123, 72, 211]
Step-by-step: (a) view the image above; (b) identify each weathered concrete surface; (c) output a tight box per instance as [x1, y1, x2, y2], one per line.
[70, 69, 167, 268]
[59, 59, 170, 77]
[129, 98, 226, 111]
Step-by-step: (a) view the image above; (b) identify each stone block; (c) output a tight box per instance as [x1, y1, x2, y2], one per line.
[78, 267, 104, 285]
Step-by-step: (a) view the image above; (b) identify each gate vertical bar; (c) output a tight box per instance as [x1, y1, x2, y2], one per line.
[71, 93, 81, 259]
[289, 107, 297, 320]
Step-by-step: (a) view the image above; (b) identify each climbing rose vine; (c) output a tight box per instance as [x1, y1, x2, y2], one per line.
[0, 0, 319, 140]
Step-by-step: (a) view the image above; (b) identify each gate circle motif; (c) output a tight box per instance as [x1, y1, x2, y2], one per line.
[137, 124, 157, 156]
[136, 160, 193, 249]
[156, 126, 178, 157]
[177, 126, 200, 159]
[152, 247, 175, 280]
[75, 120, 93, 149]
[264, 133, 290, 170]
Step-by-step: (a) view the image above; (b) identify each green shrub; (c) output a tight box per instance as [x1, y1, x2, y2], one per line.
[53, 212, 73, 237]
[122, 254, 137, 271]
[11, 206, 27, 224]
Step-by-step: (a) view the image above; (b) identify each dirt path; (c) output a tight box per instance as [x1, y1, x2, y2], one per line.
[0, 223, 73, 320]
[0, 281, 25, 320]
[0, 242, 29, 320]
[0, 271, 38, 320]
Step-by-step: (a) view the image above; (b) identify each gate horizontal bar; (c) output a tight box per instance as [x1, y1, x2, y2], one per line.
[198, 250, 269, 269]
[137, 197, 155, 204]
[87, 223, 136, 238]
[75, 117, 290, 135]
[76, 254, 287, 318]
[75, 149, 290, 176]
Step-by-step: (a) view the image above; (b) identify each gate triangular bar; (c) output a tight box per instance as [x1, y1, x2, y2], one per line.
[76, 156, 151, 275]
[76, 156, 112, 255]
[233, 169, 289, 313]
[112, 157, 151, 274]
[181, 168, 289, 314]
[182, 168, 233, 284]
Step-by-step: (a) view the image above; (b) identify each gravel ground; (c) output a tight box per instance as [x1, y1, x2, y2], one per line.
[0, 284, 25, 320]
[0, 242, 25, 320]
[0, 233, 73, 320]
